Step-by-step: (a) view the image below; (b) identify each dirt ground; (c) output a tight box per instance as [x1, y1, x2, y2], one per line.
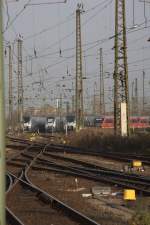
[29, 169, 132, 225]
[7, 184, 78, 225]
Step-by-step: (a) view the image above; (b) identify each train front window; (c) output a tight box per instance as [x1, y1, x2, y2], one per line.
[47, 117, 54, 123]
[23, 117, 30, 123]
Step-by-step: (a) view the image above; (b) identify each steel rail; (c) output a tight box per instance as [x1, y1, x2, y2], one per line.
[34, 153, 150, 195]
[7, 142, 102, 225]
[42, 152, 150, 182]
[32, 162, 150, 195]
[8, 169, 101, 225]
[45, 143, 150, 165]
[6, 143, 44, 225]
[6, 207, 25, 225]
[24, 175, 101, 225]
[6, 174, 13, 194]
[7, 136, 45, 147]
[7, 136, 150, 162]
[6, 173, 25, 225]
[7, 137, 150, 192]
[7, 137, 150, 194]
[24, 143, 101, 225]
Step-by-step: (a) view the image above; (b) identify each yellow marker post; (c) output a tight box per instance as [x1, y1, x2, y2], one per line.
[123, 189, 136, 201]
[132, 160, 142, 168]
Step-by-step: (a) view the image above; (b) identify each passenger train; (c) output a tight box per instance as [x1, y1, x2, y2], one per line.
[23, 115, 150, 133]
[100, 116, 150, 129]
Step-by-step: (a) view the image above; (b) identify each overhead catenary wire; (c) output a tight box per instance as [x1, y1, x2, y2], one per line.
[22, 20, 150, 78]
[4, 1, 150, 110]
[22, 17, 150, 63]
[7, 0, 149, 67]
[26, 0, 67, 6]
[35, 0, 113, 55]
[24, 0, 111, 42]
[3, 0, 32, 33]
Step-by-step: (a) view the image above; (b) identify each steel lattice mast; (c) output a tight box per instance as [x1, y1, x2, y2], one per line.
[131, 80, 134, 116]
[17, 38, 24, 130]
[99, 48, 105, 115]
[142, 70, 145, 114]
[8, 45, 13, 130]
[114, 0, 130, 136]
[93, 81, 97, 116]
[75, 5, 84, 131]
[134, 78, 139, 115]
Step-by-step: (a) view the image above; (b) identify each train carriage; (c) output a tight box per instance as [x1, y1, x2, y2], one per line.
[101, 116, 150, 129]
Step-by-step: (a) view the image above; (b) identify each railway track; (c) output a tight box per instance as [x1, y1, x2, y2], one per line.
[7, 144, 42, 176]
[7, 137, 150, 195]
[8, 136, 150, 164]
[6, 207, 25, 225]
[46, 144, 150, 166]
[6, 142, 101, 225]
[6, 142, 43, 225]
[28, 165, 131, 225]
[7, 137, 150, 224]
[33, 151, 150, 195]
[6, 173, 25, 225]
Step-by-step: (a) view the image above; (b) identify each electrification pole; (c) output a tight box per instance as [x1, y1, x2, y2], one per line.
[76, 5, 84, 131]
[8, 45, 13, 130]
[93, 82, 97, 116]
[114, 0, 130, 136]
[0, 1, 6, 224]
[66, 101, 70, 116]
[58, 93, 63, 130]
[99, 48, 105, 115]
[134, 78, 139, 115]
[131, 81, 134, 116]
[72, 95, 75, 114]
[17, 38, 24, 131]
[60, 93, 62, 119]
[142, 70, 145, 114]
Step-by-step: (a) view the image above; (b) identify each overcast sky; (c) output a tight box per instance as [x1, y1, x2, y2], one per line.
[3, 0, 150, 113]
